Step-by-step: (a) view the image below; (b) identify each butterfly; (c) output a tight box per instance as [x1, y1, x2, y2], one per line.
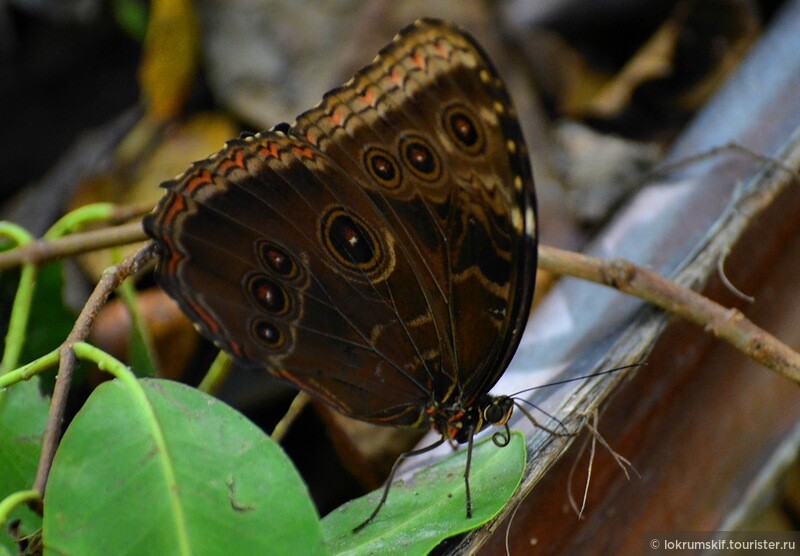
[143, 18, 537, 530]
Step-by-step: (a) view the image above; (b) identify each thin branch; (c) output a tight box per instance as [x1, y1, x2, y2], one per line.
[271, 391, 311, 443]
[107, 202, 157, 225]
[32, 242, 157, 499]
[717, 246, 755, 303]
[0, 221, 148, 269]
[538, 245, 800, 384]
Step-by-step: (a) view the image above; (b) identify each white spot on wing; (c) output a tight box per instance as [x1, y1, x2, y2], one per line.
[525, 206, 536, 236]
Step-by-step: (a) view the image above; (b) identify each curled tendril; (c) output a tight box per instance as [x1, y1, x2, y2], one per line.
[492, 424, 511, 447]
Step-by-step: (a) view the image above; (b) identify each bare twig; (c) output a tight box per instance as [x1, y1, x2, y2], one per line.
[650, 141, 800, 183]
[32, 242, 157, 499]
[566, 410, 636, 519]
[538, 245, 800, 384]
[107, 202, 157, 225]
[717, 246, 755, 303]
[0, 221, 148, 269]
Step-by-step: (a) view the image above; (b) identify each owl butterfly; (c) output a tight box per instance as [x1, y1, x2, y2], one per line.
[143, 18, 537, 530]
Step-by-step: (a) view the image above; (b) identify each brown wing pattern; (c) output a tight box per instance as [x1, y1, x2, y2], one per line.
[143, 19, 536, 427]
[292, 19, 537, 405]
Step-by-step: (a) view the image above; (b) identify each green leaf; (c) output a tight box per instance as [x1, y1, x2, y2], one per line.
[43, 378, 326, 555]
[322, 431, 526, 555]
[0, 379, 48, 552]
[128, 321, 158, 377]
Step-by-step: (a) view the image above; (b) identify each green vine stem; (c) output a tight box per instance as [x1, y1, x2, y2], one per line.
[0, 222, 37, 376]
[43, 203, 117, 240]
[0, 349, 60, 390]
[0, 489, 40, 531]
[197, 351, 232, 395]
[1, 203, 146, 375]
[0, 201, 152, 271]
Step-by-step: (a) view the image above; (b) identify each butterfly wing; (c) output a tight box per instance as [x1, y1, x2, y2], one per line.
[292, 19, 537, 406]
[144, 133, 442, 425]
[143, 19, 536, 427]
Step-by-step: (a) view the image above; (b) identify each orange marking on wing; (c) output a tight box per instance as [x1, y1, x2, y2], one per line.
[184, 170, 213, 194]
[218, 149, 245, 173]
[277, 369, 308, 391]
[259, 142, 280, 159]
[433, 41, 448, 58]
[370, 413, 403, 424]
[360, 88, 376, 107]
[276, 370, 348, 412]
[163, 196, 186, 226]
[412, 51, 426, 70]
[163, 236, 182, 274]
[389, 69, 403, 86]
[305, 131, 317, 145]
[331, 109, 343, 125]
[277, 369, 297, 384]
[187, 298, 220, 334]
[293, 146, 314, 159]
[228, 340, 243, 358]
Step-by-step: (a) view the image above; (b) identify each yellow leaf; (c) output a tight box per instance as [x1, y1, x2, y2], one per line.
[139, 0, 200, 120]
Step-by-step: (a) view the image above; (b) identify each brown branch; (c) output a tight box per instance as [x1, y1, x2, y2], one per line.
[107, 202, 156, 225]
[0, 221, 148, 270]
[538, 245, 800, 384]
[32, 242, 157, 501]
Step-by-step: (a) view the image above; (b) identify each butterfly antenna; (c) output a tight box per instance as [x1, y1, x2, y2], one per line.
[508, 362, 646, 398]
[352, 436, 447, 533]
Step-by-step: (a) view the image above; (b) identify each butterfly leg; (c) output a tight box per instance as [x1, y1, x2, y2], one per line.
[352, 436, 447, 533]
[515, 402, 575, 437]
[463, 427, 476, 518]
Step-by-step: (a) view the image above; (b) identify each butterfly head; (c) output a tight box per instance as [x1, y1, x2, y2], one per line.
[429, 395, 515, 444]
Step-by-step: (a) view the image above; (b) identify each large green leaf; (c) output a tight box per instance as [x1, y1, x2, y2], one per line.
[0, 379, 48, 552]
[322, 431, 526, 555]
[43, 378, 326, 555]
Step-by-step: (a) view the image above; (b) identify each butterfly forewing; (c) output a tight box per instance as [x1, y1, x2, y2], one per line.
[292, 19, 536, 405]
[144, 18, 536, 429]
